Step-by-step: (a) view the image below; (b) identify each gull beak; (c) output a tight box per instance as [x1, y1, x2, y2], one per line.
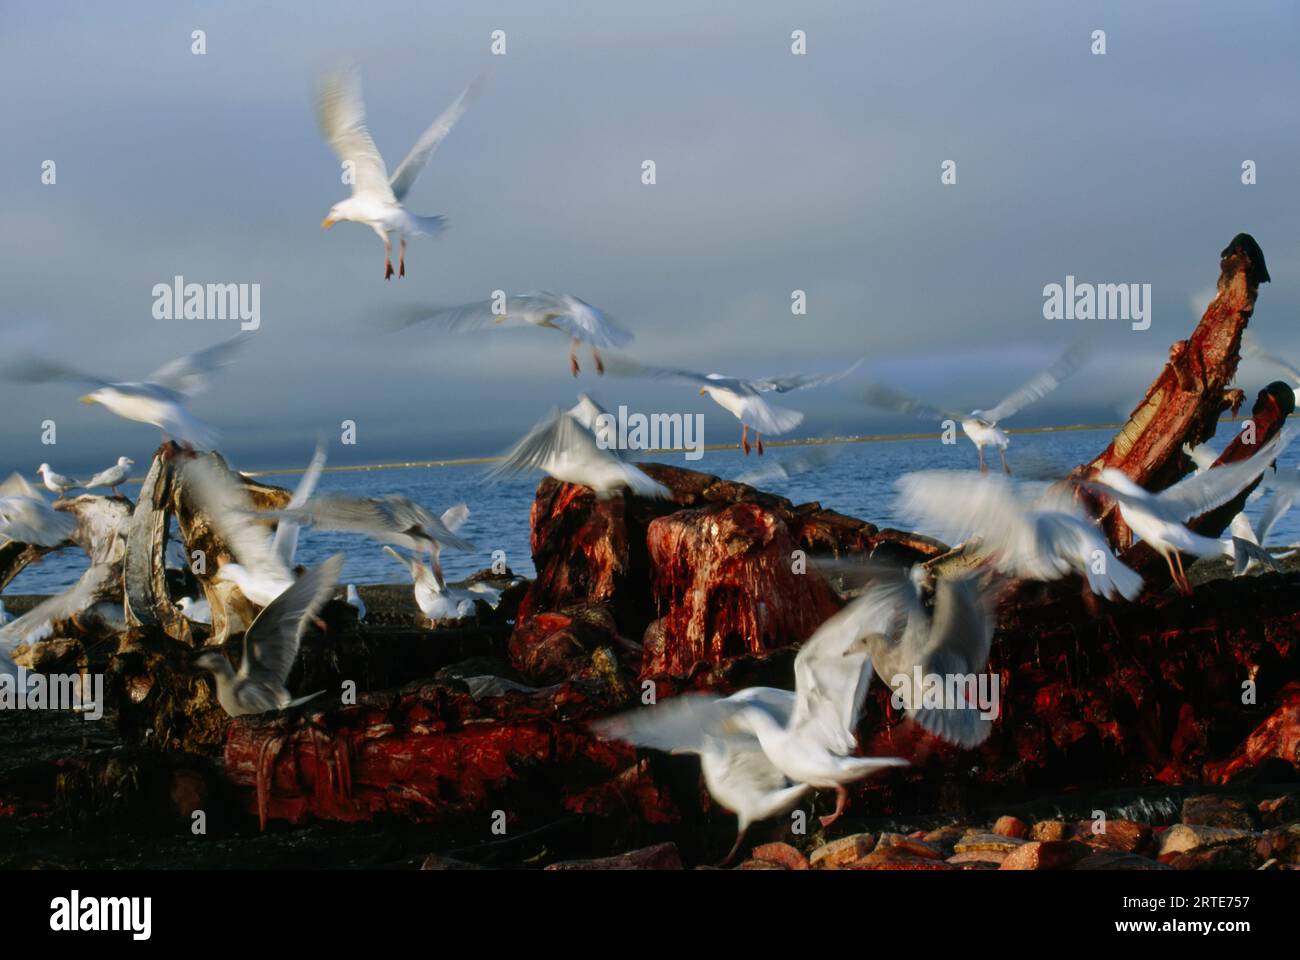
[699, 388, 708, 396]
[79, 395, 96, 405]
[321, 217, 335, 229]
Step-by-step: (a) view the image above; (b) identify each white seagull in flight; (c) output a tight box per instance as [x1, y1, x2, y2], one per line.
[5, 335, 248, 451]
[316, 68, 481, 279]
[605, 357, 861, 455]
[1080, 428, 1293, 594]
[391, 292, 632, 377]
[863, 343, 1087, 473]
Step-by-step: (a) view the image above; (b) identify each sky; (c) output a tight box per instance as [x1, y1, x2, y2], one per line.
[1, 0, 1298, 476]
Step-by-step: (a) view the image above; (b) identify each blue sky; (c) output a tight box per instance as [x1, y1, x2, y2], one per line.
[2, 0, 1298, 475]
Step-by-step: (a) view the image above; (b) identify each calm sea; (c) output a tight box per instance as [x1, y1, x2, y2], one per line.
[7, 424, 1297, 595]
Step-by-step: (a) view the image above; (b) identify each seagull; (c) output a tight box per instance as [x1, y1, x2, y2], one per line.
[0, 473, 77, 547]
[195, 553, 343, 717]
[344, 584, 367, 623]
[846, 568, 1001, 748]
[383, 546, 483, 621]
[1225, 513, 1283, 576]
[268, 492, 476, 564]
[177, 595, 212, 624]
[597, 596, 907, 848]
[594, 690, 813, 864]
[604, 356, 861, 455]
[3, 335, 248, 450]
[1079, 428, 1294, 594]
[0, 560, 120, 654]
[316, 68, 480, 279]
[895, 470, 1144, 601]
[36, 464, 79, 496]
[1182, 442, 1219, 476]
[392, 292, 633, 376]
[82, 456, 134, 496]
[425, 502, 469, 589]
[182, 443, 325, 607]
[734, 445, 841, 487]
[1254, 465, 1300, 546]
[862, 343, 1087, 473]
[487, 401, 671, 499]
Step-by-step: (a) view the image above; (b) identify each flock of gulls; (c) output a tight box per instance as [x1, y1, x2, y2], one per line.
[2, 65, 1298, 854]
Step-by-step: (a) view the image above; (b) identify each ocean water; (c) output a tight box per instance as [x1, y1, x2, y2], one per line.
[7, 424, 1299, 596]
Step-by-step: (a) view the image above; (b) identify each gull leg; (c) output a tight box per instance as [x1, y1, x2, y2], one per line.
[999, 448, 1011, 474]
[716, 827, 748, 867]
[756, 432, 764, 455]
[1173, 552, 1193, 595]
[384, 237, 394, 280]
[978, 447, 988, 474]
[741, 424, 751, 455]
[398, 237, 406, 278]
[592, 346, 605, 375]
[819, 784, 849, 828]
[569, 338, 580, 377]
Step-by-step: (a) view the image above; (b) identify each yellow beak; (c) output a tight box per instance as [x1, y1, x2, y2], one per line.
[79, 395, 96, 405]
[321, 217, 335, 229]
[699, 388, 708, 396]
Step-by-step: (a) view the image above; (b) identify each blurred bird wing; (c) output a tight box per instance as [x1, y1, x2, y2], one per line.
[0, 565, 105, 652]
[896, 470, 1042, 566]
[1242, 333, 1300, 384]
[145, 334, 249, 397]
[382, 545, 438, 590]
[487, 408, 595, 479]
[439, 502, 470, 534]
[277, 495, 475, 551]
[541, 297, 634, 348]
[1255, 490, 1294, 544]
[1182, 442, 1219, 473]
[272, 440, 327, 567]
[1152, 428, 1294, 522]
[388, 76, 484, 202]
[0, 473, 44, 501]
[591, 692, 758, 755]
[315, 69, 395, 202]
[860, 380, 960, 423]
[183, 457, 291, 581]
[746, 359, 863, 395]
[567, 393, 610, 431]
[239, 553, 343, 688]
[978, 342, 1087, 425]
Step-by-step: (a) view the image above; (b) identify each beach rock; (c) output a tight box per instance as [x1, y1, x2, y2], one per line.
[1157, 824, 1257, 858]
[421, 854, 491, 870]
[1259, 794, 1300, 828]
[1168, 845, 1258, 870]
[810, 833, 876, 869]
[546, 842, 683, 870]
[993, 815, 1029, 839]
[1031, 820, 1071, 842]
[1080, 819, 1151, 854]
[875, 832, 945, 859]
[735, 858, 784, 870]
[1255, 824, 1300, 864]
[1181, 794, 1259, 831]
[853, 847, 955, 870]
[922, 824, 969, 855]
[1000, 840, 1090, 870]
[953, 833, 1027, 855]
[1071, 850, 1171, 870]
[751, 842, 809, 870]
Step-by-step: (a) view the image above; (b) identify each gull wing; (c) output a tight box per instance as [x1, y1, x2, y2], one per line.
[0, 563, 113, 652]
[895, 470, 1040, 566]
[592, 691, 759, 755]
[271, 441, 327, 567]
[486, 408, 590, 480]
[388, 76, 484, 201]
[535, 294, 634, 348]
[978, 342, 1088, 425]
[182, 457, 292, 581]
[144, 334, 249, 397]
[747, 359, 863, 395]
[900, 573, 997, 748]
[860, 379, 961, 424]
[1256, 488, 1295, 544]
[1242, 333, 1300, 384]
[275, 495, 475, 551]
[238, 553, 344, 689]
[1151, 427, 1294, 522]
[315, 69, 395, 202]
[382, 545, 438, 591]
[788, 599, 894, 755]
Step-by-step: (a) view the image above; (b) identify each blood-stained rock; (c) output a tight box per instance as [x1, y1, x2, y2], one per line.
[545, 841, 683, 870]
[1031, 820, 1071, 842]
[1204, 682, 1300, 784]
[810, 833, 877, 869]
[1181, 794, 1259, 831]
[1168, 845, 1257, 870]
